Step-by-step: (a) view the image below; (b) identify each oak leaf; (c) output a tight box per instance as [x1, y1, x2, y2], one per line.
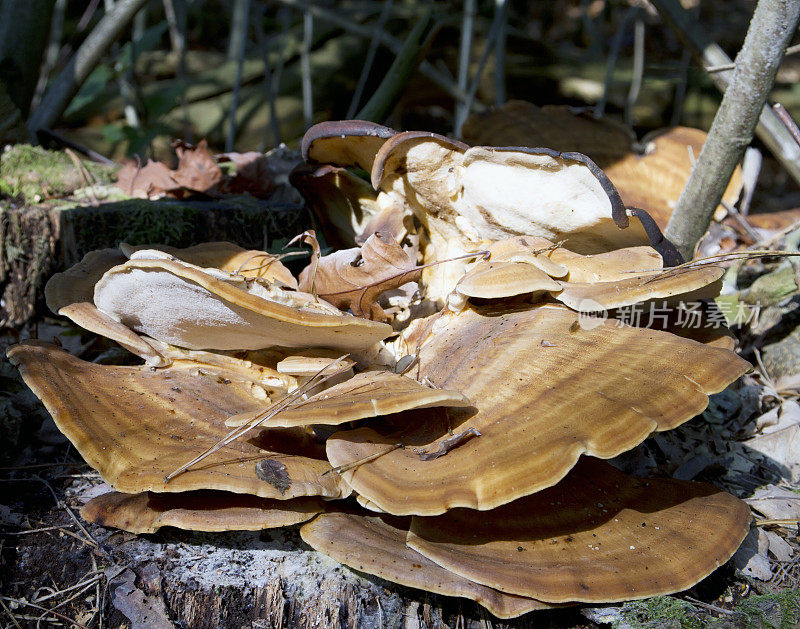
[299, 231, 421, 320]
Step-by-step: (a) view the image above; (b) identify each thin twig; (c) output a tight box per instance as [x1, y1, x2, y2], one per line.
[773, 102, 800, 149]
[31, 0, 67, 111]
[272, 0, 478, 109]
[165, 357, 352, 481]
[455, 0, 477, 131]
[0, 598, 22, 629]
[493, 0, 506, 106]
[163, 0, 191, 142]
[29, 0, 151, 134]
[301, 8, 313, 129]
[756, 518, 800, 527]
[0, 462, 84, 470]
[7, 524, 77, 535]
[706, 42, 800, 73]
[651, 0, 800, 187]
[624, 13, 645, 127]
[324, 443, 403, 475]
[683, 596, 737, 616]
[456, 4, 507, 135]
[35, 575, 102, 604]
[0, 597, 89, 629]
[64, 148, 100, 206]
[595, 6, 638, 118]
[34, 475, 99, 548]
[254, 3, 282, 149]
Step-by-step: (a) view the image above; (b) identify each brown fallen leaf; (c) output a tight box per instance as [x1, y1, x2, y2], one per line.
[116, 140, 223, 199]
[215, 151, 276, 198]
[116, 159, 177, 198]
[416, 428, 481, 461]
[255, 459, 292, 495]
[299, 231, 422, 320]
[171, 140, 224, 192]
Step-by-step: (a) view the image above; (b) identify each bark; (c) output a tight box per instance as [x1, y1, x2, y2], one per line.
[0, 195, 310, 328]
[659, 0, 800, 260]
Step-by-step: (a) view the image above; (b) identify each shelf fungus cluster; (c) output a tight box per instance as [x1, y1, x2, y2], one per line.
[9, 118, 754, 619]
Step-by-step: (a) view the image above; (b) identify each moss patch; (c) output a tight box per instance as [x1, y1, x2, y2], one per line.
[56, 196, 310, 264]
[0, 144, 116, 202]
[733, 590, 800, 629]
[618, 596, 705, 628]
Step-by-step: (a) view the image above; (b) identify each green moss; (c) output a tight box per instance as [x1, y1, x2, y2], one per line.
[733, 590, 800, 629]
[0, 144, 116, 202]
[56, 197, 310, 262]
[618, 596, 705, 629]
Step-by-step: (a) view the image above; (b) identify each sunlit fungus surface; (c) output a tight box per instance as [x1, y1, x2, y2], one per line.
[9, 115, 753, 619]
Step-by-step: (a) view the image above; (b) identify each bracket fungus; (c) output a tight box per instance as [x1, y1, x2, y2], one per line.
[461, 101, 743, 230]
[8, 118, 757, 619]
[81, 490, 323, 534]
[300, 512, 557, 619]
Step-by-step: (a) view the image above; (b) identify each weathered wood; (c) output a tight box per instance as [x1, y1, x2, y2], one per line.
[97, 525, 572, 628]
[0, 144, 311, 328]
[0, 196, 310, 328]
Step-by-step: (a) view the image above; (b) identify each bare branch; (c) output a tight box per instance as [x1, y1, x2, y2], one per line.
[662, 0, 800, 260]
[27, 0, 149, 134]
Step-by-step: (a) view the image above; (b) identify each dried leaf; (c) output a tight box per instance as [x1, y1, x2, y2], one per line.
[299, 231, 422, 320]
[171, 140, 224, 192]
[116, 140, 223, 199]
[216, 151, 276, 198]
[116, 160, 177, 199]
[417, 428, 481, 461]
[255, 459, 292, 495]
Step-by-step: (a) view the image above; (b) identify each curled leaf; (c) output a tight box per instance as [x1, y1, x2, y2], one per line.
[299, 231, 421, 320]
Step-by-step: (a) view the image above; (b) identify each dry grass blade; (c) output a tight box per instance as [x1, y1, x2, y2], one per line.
[324, 443, 404, 476]
[165, 355, 351, 482]
[0, 596, 88, 629]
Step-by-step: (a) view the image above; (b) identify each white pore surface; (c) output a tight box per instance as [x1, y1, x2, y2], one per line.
[94, 267, 372, 351]
[456, 148, 614, 242]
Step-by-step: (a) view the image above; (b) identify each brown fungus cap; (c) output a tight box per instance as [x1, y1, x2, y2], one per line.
[546, 243, 664, 283]
[81, 490, 323, 534]
[407, 458, 751, 603]
[326, 304, 749, 515]
[261, 370, 470, 429]
[300, 512, 555, 619]
[290, 163, 385, 249]
[456, 260, 562, 300]
[461, 102, 741, 231]
[93, 257, 392, 352]
[7, 341, 347, 499]
[462, 102, 635, 168]
[301, 120, 397, 172]
[276, 351, 356, 377]
[553, 266, 725, 311]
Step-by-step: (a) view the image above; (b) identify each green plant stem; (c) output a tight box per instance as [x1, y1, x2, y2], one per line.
[357, 9, 434, 124]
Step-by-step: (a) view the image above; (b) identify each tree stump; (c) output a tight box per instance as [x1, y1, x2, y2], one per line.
[0, 145, 311, 327]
